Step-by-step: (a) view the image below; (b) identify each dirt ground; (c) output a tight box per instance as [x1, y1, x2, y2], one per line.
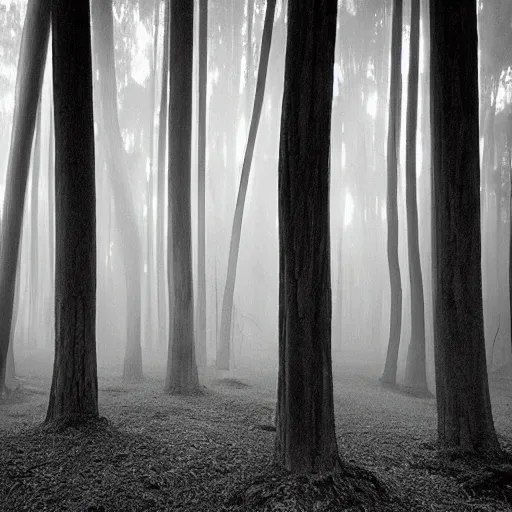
[1, 350, 512, 511]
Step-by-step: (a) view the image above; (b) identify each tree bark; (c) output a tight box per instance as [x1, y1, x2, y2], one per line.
[216, 0, 277, 371]
[402, 0, 428, 395]
[430, 0, 500, 454]
[164, 0, 199, 394]
[275, 0, 339, 474]
[45, 0, 98, 425]
[91, 0, 143, 382]
[0, 0, 50, 394]
[196, 0, 208, 368]
[381, 0, 403, 387]
[157, 0, 170, 350]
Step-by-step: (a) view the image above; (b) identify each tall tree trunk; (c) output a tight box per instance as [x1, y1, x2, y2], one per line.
[157, 0, 170, 349]
[165, 0, 199, 394]
[509, 108, 512, 357]
[28, 106, 42, 347]
[196, 0, 208, 368]
[381, 0, 403, 387]
[45, 0, 98, 425]
[430, 0, 500, 454]
[145, 2, 159, 350]
[0, 0, 50, 395]
[47, 90, 55, 346]
[403, 0, 428, 395]
[91, 0, 143, 382]
[275, 0, 339, 473]
[216, 0, 277, 371]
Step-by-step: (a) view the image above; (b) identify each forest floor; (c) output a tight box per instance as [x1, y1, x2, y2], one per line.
[1, 350, 512, 512]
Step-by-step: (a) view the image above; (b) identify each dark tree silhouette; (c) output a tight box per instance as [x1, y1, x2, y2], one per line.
[274, 0, 339, 473]
[403, 0, 428, 396]
[430, 0, 500, 454]
[45, 0, 99, 425]
[0, 0, 50, 395]
[381, 0, 403, 387]
[165, 0, 199, 394]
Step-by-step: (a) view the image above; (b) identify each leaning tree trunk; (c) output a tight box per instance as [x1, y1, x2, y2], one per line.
[430, 0, 501, 454]
[28, 106, 42, 347]
[196, 0, 208, 368]
[275, 0, 339, 474]
[381, 0, 403, 387]
[91, 0, 143, 382]
[157, 0, 170, 350]
[216, 0, 277, 371]
[402, 0, 428, 396]
[45, 0, 99, 425]
[0, 0, 50, 395]
[164, 0, 199, 394]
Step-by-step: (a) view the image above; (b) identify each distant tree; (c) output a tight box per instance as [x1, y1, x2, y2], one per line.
[156, 0, 170, 349]
[28, 106, 42, 347]
[217, 0, 277, 371]
[196, 0, 208, 368]
[165, 0, 199, 394]
[0, 0, 50, 396]
[45, 0, 99, 425]
[91, 0, 143, 382]
[274, 0, 339, 473]
[430, 0, 500, 454]
[381, 0, 403, 387]
[402, 0, 428, 396]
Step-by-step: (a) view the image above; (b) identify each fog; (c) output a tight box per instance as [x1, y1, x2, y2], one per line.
[0, 0, 511, 383]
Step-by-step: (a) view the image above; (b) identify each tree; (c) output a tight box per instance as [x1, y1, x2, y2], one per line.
[196, 0, 208, 368]
[430, 0, 500, 454]
[156, 0, 170, 350]
[0, 0, 50, 395]
[217, 0, 277, 371]
[381, 0, 403, 387]
[45, 0, 99, 425]
[274, 0, 339, 473]
[165, 0, 199, 394]
[402, 0, 428, 396]
[91, 0, 143, 382]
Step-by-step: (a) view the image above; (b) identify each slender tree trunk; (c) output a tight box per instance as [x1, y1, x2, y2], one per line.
[157, 0, 170, 349]
[28, 106, 42, 347]
[381, 0, 403, 387]
[91, 0, 143, 382]
[430, 0, 500, 454]
[217, 0, 277, 371]
[196, 0, 208, 368]
[0, 0, 50, 394]
[45, 0, 98, 425]
[509, 108, 512, 357]
[47, 90, 55, 346]
[403, 0, 428, 395]
[275, 0, 339, 474]
[165, 0, 199, 394]
[145, 2, 159, 350]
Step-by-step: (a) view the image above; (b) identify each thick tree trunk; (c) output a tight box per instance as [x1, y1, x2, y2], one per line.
[91, 0, 143, 382]
[164, 0, 199, 394]
[381, 0, 403, 387]
[430, 0, 500, 454]
[28, 106, 42, 347]
[45, 0, 98, 425]
[216, 0, 277, 371]
[275, 0, 339, 474]
[157, 0, 170, 349]
[196, 0, 208, 368]
[0, 0, 50, 394]
[402, 0, 428, 395]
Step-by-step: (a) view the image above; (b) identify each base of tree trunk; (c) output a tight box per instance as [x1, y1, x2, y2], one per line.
[164, 383, 202, 396]
[401, 384, 433, 399]
[223, 462, 392, 510]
